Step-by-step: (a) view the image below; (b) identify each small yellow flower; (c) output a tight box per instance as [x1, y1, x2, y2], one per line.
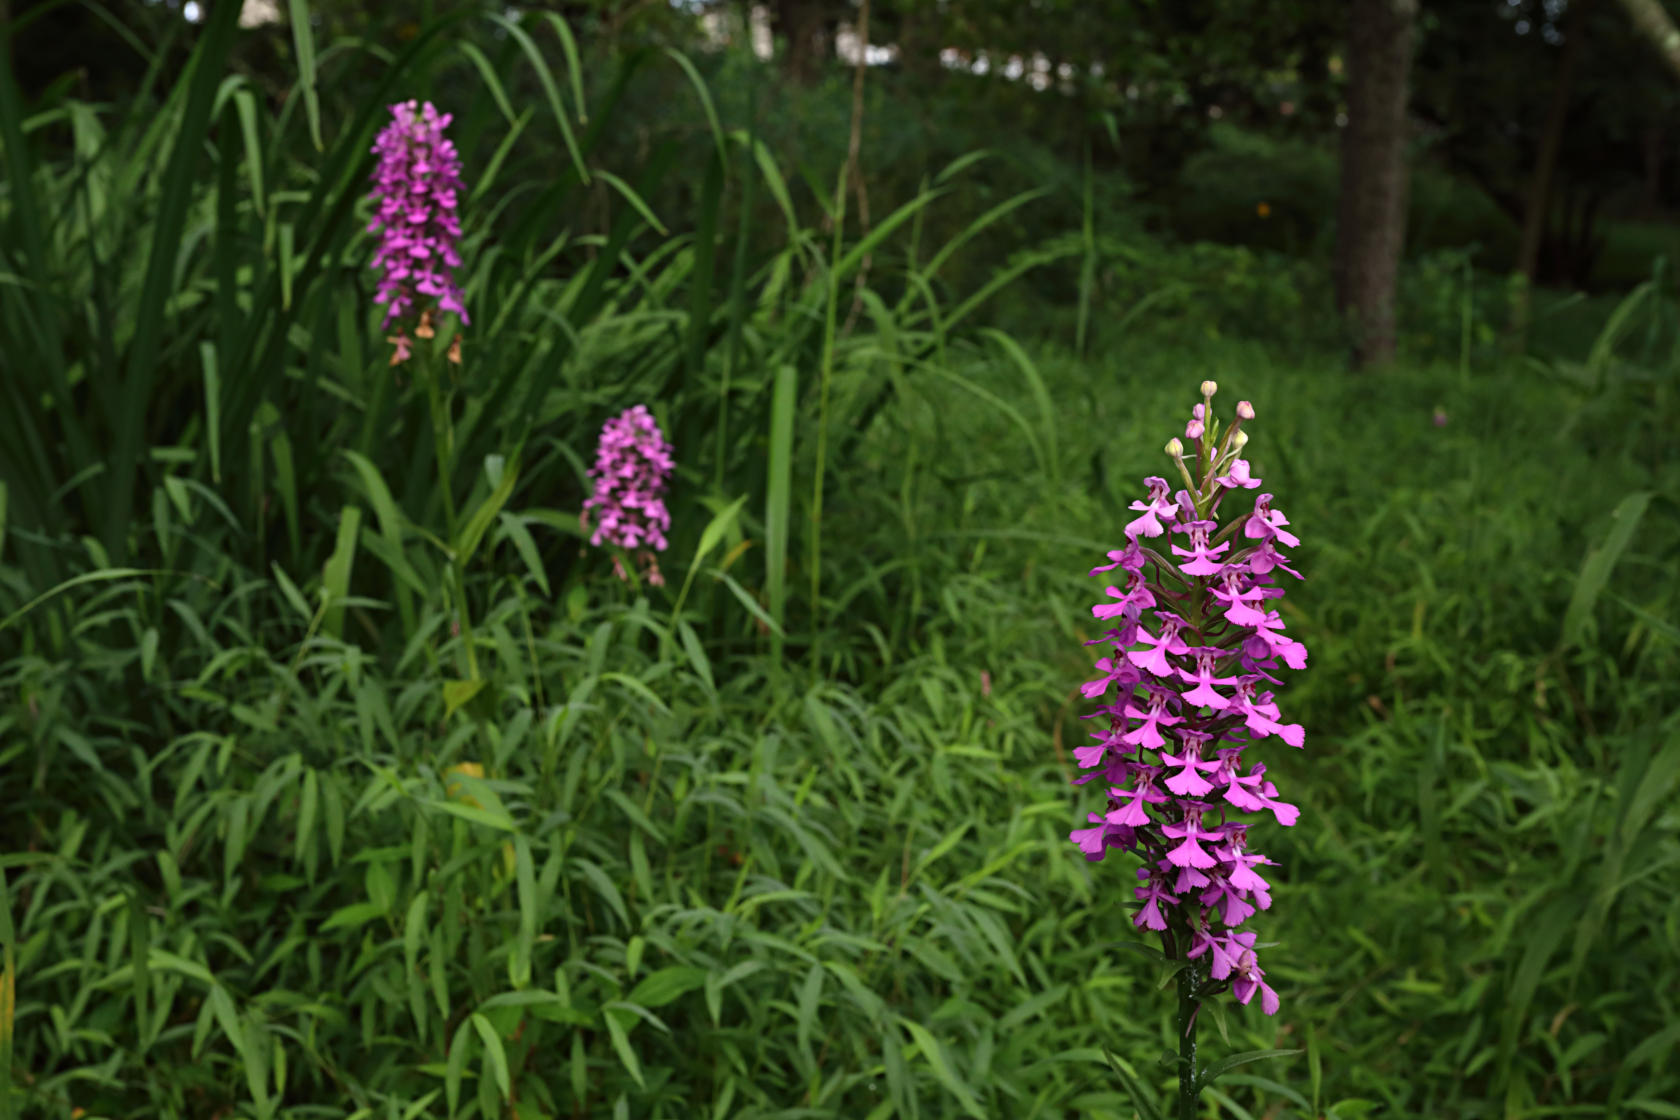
[1256, 202, 1272, 219]
[445, 761, 485, 808]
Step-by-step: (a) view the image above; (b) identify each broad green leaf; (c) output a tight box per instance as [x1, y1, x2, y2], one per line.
[603, 1008, 645, 1089]
[1099, 1047, 1165, 1120]
[321, 505, 362, 640]
[447, 1018, 475, 1118]
[319, 901, 386, 934]
[455, 456, 520, 570]
[286, 0, 321, 149]
[1561, 491, 1652, 649]
[428, 799, 516, 833]
[899, 1017, 986, 1119]
[511, 835, 536, 990]
[626, 967, 707, 1011]
[443, 678, 487, 721]
[1195, 1048, 1303, 1094]
[471, 1013, 511, 1100]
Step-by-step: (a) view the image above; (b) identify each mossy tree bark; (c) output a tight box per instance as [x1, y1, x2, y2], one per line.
[1333, 0, 1418, 369]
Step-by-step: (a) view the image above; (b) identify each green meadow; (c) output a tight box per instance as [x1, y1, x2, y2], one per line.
[1, 4, 1677, 1119]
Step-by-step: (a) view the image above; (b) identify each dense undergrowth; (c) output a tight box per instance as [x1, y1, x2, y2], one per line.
[3, 5, 1679, 1120]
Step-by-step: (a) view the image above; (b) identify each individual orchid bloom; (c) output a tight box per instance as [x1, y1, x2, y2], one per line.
[1185, 924, 1222, 964]
[1208, 929, 1256, 981]
[1211, 570, 1273, 626]
[1090, 537, 1146, 575]
[1128, 615, 1191, 676]
[1134, 875, 1177, 932]
[1180, 650, 1236, 709]
[1075, 723, 1127, 765]
[1217, 459, 1261, 490]
[1082, 655, 1139, 700]
[1224, 848, 1276, 905]
[1172, 520, 1230, 577]
[1093, 572, 1157, 621]
[1230, 680, 1306, 747]
[1219, 758, 1270, 813]
[1105, 782, 1156, 828]
[1122, 689, 1183, 750]
[1245, 765, 1301, 825]
[1161, 740, 1221, 797]
[1243, 535, 1302, 580]
[1162, 809, 1222, 869]
[1202, 874, 1256, 926]
[1171, 862, 1213, 894]
[1245, 493, 1300, 549]
[1126, 477, 1178, 538]
[1228, 939, 1281, 1015]
[1246, 611, 1310, 670]
[1071, 814, 1119, 861]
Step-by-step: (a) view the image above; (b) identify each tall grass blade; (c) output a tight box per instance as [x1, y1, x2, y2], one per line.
[1561, 491, 1653, 649]
[287, 0, 322, 150]
[0, 864, 14, 1120]
[103, 0, 242, 559]
[1077, 144, 1095, 357]
[321, 506, 362, 641]
[486, 12, 589, 186]
[766, 363, 797, 660]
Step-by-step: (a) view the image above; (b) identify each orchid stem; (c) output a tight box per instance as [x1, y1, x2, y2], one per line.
[1177, 960, 1201, 1120]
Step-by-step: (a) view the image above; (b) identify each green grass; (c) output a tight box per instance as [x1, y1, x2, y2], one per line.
[3, 8, 1680, 1120]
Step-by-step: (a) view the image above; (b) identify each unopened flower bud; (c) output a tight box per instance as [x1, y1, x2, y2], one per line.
[1233, 430, 1249, 450]
[1237, 400, 1255, 421]
[1165, 437, 1184, 457]
[1186, 420, 1205, 440]
[1201, 380, 1218, 398]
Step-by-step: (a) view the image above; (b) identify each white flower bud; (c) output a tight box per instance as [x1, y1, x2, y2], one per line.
[1234, 430, 1249, 450]
[1201, 380, 1218, 398]
[1165, 437, 1184, 457]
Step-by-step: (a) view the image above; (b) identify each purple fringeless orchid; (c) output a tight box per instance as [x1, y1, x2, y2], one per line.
[1069, 383, 1306, 1020]
[367, 100, 468, 365]
[580, 405, 674, 587]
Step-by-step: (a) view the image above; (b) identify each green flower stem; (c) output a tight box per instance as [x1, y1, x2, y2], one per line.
[423, 348, 479, 682]
[1177, 959, 1201, 1120]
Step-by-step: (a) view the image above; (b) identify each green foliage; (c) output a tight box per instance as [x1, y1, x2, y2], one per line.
[3, 5, 1680, 1120]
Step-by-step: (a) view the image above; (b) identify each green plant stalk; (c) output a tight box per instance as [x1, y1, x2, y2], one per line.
[424, 347, 479, 681]
[714, 78, 759, 494]
[1, 864, 14, 1120]
[809, 160, 848, 671]
[1177, 959, 1200, 1120]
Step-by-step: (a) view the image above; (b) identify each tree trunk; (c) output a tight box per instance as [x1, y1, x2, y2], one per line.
[1333, 0, 1418, 369]
[1509, 0, 1592, 349]
[1640, 124, 1664, 217]
[774, 0, 829, 84]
